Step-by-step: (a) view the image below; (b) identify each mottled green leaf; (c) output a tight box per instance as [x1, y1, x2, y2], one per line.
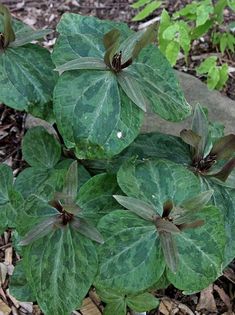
[0, 164, 13, 204]
[14, 160, 89, 200]
[77, 173, 121, 224]
[96, 210, 164, 294]
[9, 260, 35, 302]
[127, 292, 159, 312]
[167, 205, 225, 292]
[22, 127, 61, 169]
[117, 159, 200, 215]
[0, 44, 57, 119]
[22, 226, 98, 315]
[53, 70, 143, 159]
[127, 45, 191, 121]
[0, 164, 23, 233]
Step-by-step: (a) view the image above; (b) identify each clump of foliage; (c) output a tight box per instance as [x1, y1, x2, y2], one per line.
[132, 0, 235, 90]
[0, 4, 235, 315]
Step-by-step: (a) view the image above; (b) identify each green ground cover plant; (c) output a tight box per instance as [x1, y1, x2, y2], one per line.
[0, 4, 235, 315]
[132, 0, 235, 90]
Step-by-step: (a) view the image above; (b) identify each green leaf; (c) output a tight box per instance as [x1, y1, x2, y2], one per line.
[55, 57, 107, 75]
[216, 63, 229, 90]
[200, 178, 235, 267]
[132, 1, 162, 21]
[22, 226, 98, 315]
[53, 70, 143, 159]
[14, 159, 89, 200]
[10, 28, 52, 48]
[113, 132, 191, 171]
[77, 173, 121, 224]
[103, 302, 126, 315]
[127, 292, 159, 312]
[167, 205, 225, 292]
[158, 9, 172, 53]
[96, 210, 164, 294]
[165, 41, 180, 66]
[0, 34, 57, 119]
[127, 45, 191, 121]
[113, 195, 156, 221]
[196, 56, 217, 74]
[9, 260, 35, 302]
[191, 20, 213, 40]
[22, 127, 61, 169]
[0, 164, 13, 204]
[207, 65, 220, 90]
[196, 1, 214, 27]
[117, 71, 149, 112]
[117, 159, 201, 216]
[131, 0, 152, 9]
[227, 0, 235, 10]
[0, 164, 23, 233]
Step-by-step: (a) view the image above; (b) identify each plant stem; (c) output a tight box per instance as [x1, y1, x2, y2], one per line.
[130, 312, 147, 315]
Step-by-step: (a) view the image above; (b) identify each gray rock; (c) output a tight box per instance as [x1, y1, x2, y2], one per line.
[142, 71, 235, 135]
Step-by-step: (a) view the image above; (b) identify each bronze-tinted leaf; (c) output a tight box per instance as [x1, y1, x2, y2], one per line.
[211, 157, 235, 182]
[155, 217, 181, 234]
[159, 231, 178, 273]
[71, 218, 104, 244]
[179, 219, 205, 231]
[210, 134, 235, 161]
[113, 195, 156, 221]
[180, 190, 214, 211]
[0, 4, 15, 47]
[180, 129, 201, 148]
[55, 57, 107, 75]
[117, 71, 149, 111]
[19, 216, 59, 246]
[191, 104, 209, 158]
[103, 29, 121, 67]
[131, 23, 157, 60]
[62, 161, 78, 204]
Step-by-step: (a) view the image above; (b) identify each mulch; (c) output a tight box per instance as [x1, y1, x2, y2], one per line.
[0, 1, 235, 314]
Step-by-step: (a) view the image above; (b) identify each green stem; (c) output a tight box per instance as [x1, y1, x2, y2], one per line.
[0, 4, 15, 48]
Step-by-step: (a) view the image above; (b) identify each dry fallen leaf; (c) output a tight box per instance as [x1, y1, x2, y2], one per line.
[0, 299, 11, 315]
[196, 284, 217, 312]
[159, 297, 194, 315]
[214, 284, 232, 312]
[80, 297, 101, 315]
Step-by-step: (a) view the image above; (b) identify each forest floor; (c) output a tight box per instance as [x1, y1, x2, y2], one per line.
[0, 0, 235, 314]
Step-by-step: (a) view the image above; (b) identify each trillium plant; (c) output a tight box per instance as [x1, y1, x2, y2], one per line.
[0, 4, 235, 315]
